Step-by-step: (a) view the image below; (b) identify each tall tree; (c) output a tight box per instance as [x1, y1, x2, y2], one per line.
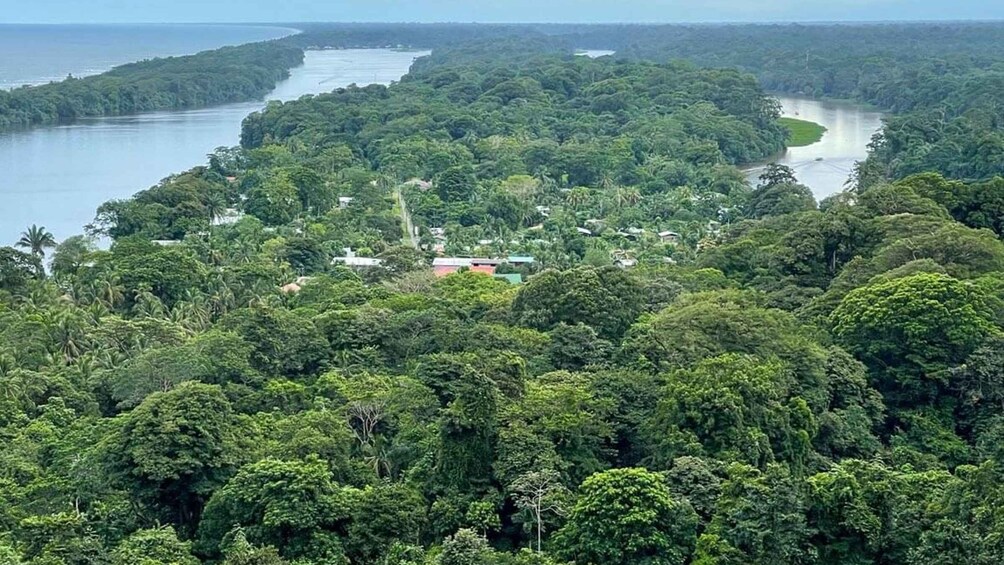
[555, 468, 698, 565]
[509, 469, 570, 552]
[16, 224, 56, 258]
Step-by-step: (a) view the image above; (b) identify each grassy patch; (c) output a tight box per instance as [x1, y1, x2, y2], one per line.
[779, 117, 827, 147]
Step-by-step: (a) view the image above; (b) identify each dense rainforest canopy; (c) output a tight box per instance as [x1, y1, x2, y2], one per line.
[290, 22, 1004, 183]
[3, 21, 1004, 565]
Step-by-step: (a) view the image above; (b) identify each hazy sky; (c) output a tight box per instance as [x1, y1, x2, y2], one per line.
[5, 0, 1002, 24]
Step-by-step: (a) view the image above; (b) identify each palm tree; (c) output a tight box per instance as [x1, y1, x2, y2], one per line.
[614, 187, 641, 209]
[92, 275, 125, 310]
[565, 188, 591, 211]
[132, 290, 167, 319]
[205, 192, 227, 227]
[52, 312, 89, 363]
[16, 225, 56, 258]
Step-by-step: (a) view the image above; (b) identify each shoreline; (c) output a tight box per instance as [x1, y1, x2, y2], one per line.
[767, 90, 887, 113]
[0, 23, 302, 91]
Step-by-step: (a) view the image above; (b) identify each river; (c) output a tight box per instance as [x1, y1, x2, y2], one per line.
[0, 49, 428, 244]
[747, 96, 885, 199]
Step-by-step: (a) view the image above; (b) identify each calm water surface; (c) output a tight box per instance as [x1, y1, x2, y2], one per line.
[747, 96, 885, 198]
[0, 49, 428, 243]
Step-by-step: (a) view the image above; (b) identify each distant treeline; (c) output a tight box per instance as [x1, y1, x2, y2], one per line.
[290, 22, 1004, 183]
[283, 22, 576, 50]
[289, 22, 1004, 106]
[0, 42, 304, 132]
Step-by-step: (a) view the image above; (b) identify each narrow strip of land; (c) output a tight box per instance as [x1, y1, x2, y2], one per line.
[779, 117, 828, 147]
[395, 187, 420, 249]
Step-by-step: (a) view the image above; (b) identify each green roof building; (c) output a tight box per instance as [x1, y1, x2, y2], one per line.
[494, 273, 524, 285]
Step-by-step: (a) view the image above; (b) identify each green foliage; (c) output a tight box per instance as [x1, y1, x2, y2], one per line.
[222, 306, 329, 378]
[512, 267, 643, 339]
[199, 458, 351, 561]
[108, 382, 239, 531]
[701, 464, 814, 565]
[221, 529, 289, 565]
[112, 526, 199, 565]
[5, 22, 1004, 565]
[0, 43, 303, 131]
[346, 483, 426, 563]
[245, 171, 303, 226]
[554, 467, 698, 565]
[644, 354, 814, 470]
[0, 247, 42, 295]
[831, 273, 1000, 403]
[439, 529, 494, 565]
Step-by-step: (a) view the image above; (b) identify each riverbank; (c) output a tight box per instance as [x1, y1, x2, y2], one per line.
[0, 41, 304, 132]
[0, 49, 427, 244]
[779, 117, 827, 147]
[747, 95, 885, 198]
[0, 24, 301, 90]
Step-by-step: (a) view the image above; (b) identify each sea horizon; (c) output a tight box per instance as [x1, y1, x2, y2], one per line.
[0, 23, 299, 90]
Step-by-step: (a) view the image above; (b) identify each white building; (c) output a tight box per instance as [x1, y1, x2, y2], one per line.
[332, 248, 383, 268]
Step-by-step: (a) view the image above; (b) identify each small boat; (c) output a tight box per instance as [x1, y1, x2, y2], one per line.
[815, 157, 824, 161]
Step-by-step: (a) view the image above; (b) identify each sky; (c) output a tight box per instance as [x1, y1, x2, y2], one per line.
[3, 0, 1003, 24]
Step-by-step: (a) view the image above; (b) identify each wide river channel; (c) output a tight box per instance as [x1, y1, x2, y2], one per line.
[747, 95, 885, 199]
[0, 49, 428, 243]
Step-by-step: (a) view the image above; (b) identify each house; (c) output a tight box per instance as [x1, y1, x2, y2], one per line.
[535, 205, 551, 217]
[612, 249, 636, 269]
[334, 257, 383, 268]
[212, 208, 243, 227]
[576, 227, 593, 236]
[626, 227, 645, 235]
[470, 265, 497, 276]
[433, 257, 473, 277]
[429, 227, 447, 241]
[433, 258, 475, 268]
[338, 196, 354, 209]
[615, 258, 638, 269]
[280, 275, 315, 294]
[507, 256, 535, 266]
[433, 257, 501, 277]
[332, 248, 383, 268]
[151, 240, 183, 247]
[404, 178, 433, 191]
[659, 231, 681, 244]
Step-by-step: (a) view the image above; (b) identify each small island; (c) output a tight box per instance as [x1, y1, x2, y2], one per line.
[779, 116, 827, 147]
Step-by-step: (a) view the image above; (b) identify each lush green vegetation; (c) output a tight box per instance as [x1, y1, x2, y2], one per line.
[3, 23, 1004, 565]
[0, 42, 303, 131]
[583, 23, 1004, 185]
[778, 117, 826, 147]
[290, 22, 1004, 183]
